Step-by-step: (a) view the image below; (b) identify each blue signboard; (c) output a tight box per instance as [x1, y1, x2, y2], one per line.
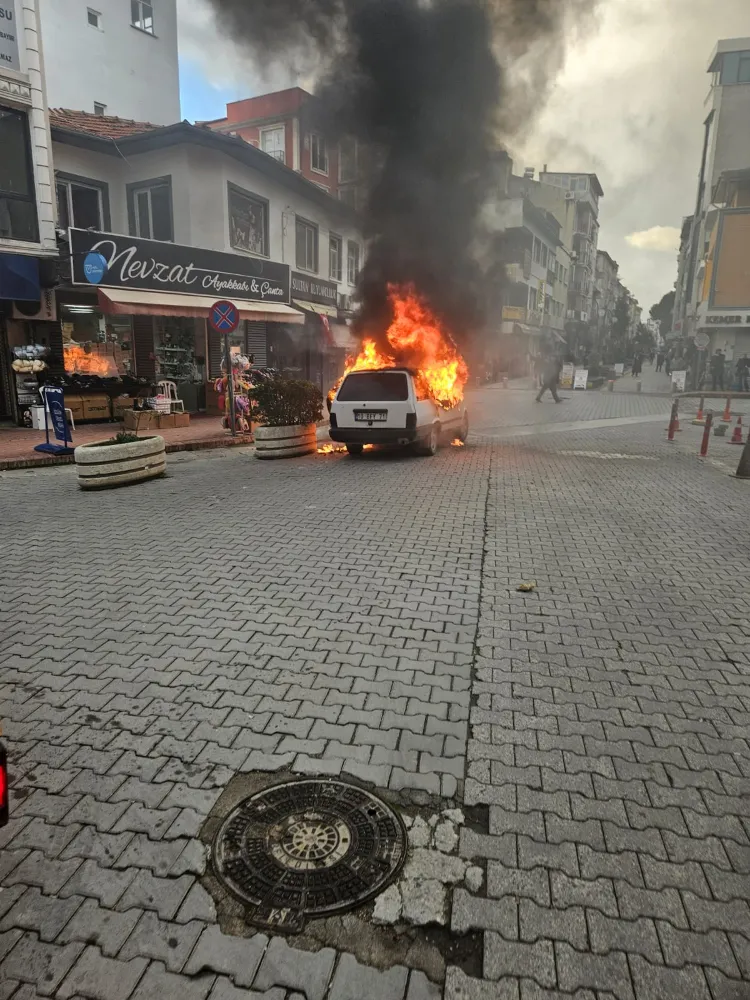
[34, 386, 74, 456]
[44, 386, 69, 443]
[83, 252, 108, 285]
[209, 299, 240, 334]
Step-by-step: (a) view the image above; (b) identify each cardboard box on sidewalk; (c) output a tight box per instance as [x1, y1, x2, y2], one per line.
[123, 409, 156, 431]
[157, 413, 176, 429]
[173, 412, 190, 427]
[82, 395, 110, 420]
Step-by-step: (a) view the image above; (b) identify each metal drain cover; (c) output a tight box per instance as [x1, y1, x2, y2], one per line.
[212, 778, 408, 932]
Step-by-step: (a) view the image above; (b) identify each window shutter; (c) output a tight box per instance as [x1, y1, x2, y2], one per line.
[246, 322, 267, 367]
[208, 327, 224, 379]
[132, 316, 155, 379]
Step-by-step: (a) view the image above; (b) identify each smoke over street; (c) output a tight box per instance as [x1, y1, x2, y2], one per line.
[205, 0, 598, 355]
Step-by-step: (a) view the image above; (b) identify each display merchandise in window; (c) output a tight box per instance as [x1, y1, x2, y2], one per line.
[154, 317, 202, 383]
[61, 309, 133, 378]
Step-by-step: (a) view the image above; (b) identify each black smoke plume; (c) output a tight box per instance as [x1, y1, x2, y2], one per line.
[206, 0, 595, 351]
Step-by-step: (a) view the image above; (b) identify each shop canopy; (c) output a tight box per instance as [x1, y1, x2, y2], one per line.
[97, 288, 304, 324]
[292, 299, 338, 318]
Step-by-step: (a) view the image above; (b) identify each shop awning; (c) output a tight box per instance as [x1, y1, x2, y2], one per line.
[97, 288, 304, 324]
[293, 299, 338, 318]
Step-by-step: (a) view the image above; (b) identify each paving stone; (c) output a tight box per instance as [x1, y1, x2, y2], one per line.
[488, 863, 550, 907]
[252, 938, 336, 1000]
[113, 834, 186, 876]
[451, 888, 517, 936]
[57, 898, 142, 957]
[406, 970, 441, 1000]
[444, 967, 519, 1000]
[555, 943, 634, 1000]
[128, 962, 214, 1000]
[207, 978, 285, 1000]
[116, 871, 192, 920]
[175, 884, 217, 924]
[0, 887, 83, 942]
[59, 826, 133, 866]
[1, 933, 85, 997]
[184, 925, 268, 987]
[587, 911, 661, 963]
[657, 922, 740, 977]
[483, 934, 555, 988]
[59, 859, 135, 908]
[519, 899, 587, 950]
[628, 956, 712, 1000]
[119, 910, 204, 972]
[56, 947, 148, 1000]
[328, 953, 408, 1000]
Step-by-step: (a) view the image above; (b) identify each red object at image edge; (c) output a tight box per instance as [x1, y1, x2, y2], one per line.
[0, 742, 8, 825]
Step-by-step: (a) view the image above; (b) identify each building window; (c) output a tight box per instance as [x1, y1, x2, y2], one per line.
[310, 133, 328, 174]
[93, 102, 106, 116]
[532, 237, 541, 265]
[128, 178, 172, 241]
[131, 0, 154, 33]
[228, 184, 268, 256]
[329, 233, 342, 282]
[740, 55, 750, 84]
[339, 137, 356, 183]
[87, 8, 101, 28]
[347, 240, 360, 285]
[260, 125, 285, 163]
[296, 217, 319, 273]
[0, 108, 38, 243]
[56, 175, 108, 231]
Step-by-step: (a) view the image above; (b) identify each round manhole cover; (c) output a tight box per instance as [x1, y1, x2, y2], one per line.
[212, 778, 408, 932]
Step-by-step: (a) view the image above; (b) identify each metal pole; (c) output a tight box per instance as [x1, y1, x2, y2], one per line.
[224, 331, 236, 437]
[699, 410, 713, 458]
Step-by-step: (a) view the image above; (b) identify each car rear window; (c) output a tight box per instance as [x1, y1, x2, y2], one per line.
[337, 371, 409, 402]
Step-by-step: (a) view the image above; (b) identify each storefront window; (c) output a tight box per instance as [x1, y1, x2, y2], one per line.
[61, 306, 133, 377]
[154, 317, 201, 382]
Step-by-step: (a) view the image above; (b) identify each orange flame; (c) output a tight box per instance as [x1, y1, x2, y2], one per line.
[451, 438, 466, 447]
[64, 344, 114, 377]
[331, 285, 468, 408]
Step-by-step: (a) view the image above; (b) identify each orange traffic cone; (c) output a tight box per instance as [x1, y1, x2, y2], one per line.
[730, 415, 744, 445]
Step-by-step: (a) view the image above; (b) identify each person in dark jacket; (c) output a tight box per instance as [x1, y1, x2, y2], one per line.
[631, 354, 642, 377]
[710, 349, 726, 391]
[535, 356, 563, 402]
[655, 352, 665, 372]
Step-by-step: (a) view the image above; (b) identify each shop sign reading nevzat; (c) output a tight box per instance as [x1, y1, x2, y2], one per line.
[70, 229, 290, 303]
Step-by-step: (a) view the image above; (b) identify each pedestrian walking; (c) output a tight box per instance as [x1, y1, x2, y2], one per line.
[535, 356, 563, 403]
[655, 352, 665, 372]
[631, 354, 642, 378]
[736, 354, 749, 392]
[710, 349, 726, 392]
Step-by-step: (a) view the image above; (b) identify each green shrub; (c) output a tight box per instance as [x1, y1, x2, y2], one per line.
[99, 432, 142, 447]
[250, 378, 324, 427]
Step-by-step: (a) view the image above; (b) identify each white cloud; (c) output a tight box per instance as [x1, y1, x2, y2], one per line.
[625, 226, 681, 252]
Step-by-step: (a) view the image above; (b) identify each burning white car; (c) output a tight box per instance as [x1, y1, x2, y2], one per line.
[329, 367, 468, 456]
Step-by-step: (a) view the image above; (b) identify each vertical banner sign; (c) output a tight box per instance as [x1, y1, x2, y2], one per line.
[671, 370, 687, 392]
[43, 386, 70, 443]
[573, 369, 589, 390]
[560, 362, 575, 389]
[0, 3, 20, 71]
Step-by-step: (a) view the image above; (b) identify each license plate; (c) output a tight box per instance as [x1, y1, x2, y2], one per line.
[354, 410, 387, 421]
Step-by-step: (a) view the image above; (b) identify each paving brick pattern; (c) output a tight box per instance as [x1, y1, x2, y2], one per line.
[1, 390, 749, 999]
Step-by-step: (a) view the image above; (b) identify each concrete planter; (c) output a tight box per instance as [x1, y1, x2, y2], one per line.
[75, 435, 167, 489]
[254, 423, 317, 459]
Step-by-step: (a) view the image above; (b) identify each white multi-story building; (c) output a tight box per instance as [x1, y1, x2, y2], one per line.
[672, 37, 750, 362]
[37, 0, 179, 123]
[0, 0, 58, 420]
[45, 109, 363, 402]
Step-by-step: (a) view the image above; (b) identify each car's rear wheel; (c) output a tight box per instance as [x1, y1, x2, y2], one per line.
[416, 424, 440, 456]
[458, 412, 469, 443]
[346, 443, 364, 456]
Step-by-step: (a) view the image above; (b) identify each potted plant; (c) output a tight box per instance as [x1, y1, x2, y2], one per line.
[74, 431, 167, 489]
[250, 378, 323, 459]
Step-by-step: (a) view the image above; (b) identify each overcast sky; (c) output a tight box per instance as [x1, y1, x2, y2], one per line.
[178, 0, 750, 314]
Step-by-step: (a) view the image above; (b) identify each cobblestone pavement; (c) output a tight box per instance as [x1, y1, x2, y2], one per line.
[1, 388, 749, 1000]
